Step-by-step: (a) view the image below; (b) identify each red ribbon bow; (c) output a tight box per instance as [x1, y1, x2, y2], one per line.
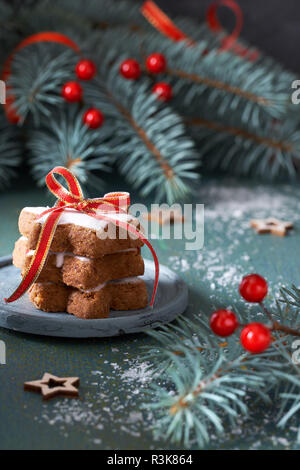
[5, 167, 160, 307]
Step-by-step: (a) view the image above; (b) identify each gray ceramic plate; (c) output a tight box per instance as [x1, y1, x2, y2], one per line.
[0, 256, 188, 338]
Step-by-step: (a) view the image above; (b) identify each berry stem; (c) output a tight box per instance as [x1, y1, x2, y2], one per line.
[260, 302, 300, 338]
[271, 323, 300, 338]
[259, 301, 274, 323]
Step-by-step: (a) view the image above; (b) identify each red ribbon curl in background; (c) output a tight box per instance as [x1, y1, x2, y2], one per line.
[141, 0, 192, 44]
[2, 2, 258, 123]
[5, 167, 160, 308]
[142, 0, 259, 61]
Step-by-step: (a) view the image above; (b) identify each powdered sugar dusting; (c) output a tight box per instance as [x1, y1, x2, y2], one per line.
[203, 183, 299, 222]
[165, 181, 300, 313]
[35, 350, 156, 448]
[29, 180, 300, 450]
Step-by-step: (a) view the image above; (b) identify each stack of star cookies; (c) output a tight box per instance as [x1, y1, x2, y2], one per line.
[13, 207, 148, 319]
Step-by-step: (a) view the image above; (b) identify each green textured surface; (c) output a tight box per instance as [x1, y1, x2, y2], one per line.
[0, 176, 300, 450]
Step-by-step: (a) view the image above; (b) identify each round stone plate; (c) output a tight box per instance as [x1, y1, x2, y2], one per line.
[0, 256, 188, 338]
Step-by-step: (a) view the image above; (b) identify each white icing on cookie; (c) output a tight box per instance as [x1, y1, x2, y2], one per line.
[110, 277, 141, 285]
[114, 248, 138, 254]
[54, 252, 90, 268]
[26, 248, 138, 268]
[80, 276, 141, 293]
[24, 206, 139, 240]
[26, 250, 36, 257]
[81, 282, 107, 293]
[26, 250, 90, 268]
[55, 252, 65, 269]
[35, 276, 142, 294]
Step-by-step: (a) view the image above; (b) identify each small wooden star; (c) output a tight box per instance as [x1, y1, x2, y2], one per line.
[143, 209, 185, 225]
[24, 373, 80, 401]
[250, 218, 293, 237]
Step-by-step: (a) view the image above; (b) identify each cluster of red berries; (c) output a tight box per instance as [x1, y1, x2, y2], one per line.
[119, 53, 173, 102]
[210, 274, 271, 354]
[62, 59, 104, 129]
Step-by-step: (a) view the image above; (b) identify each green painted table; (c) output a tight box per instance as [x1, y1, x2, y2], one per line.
[0, 176, 299, 450]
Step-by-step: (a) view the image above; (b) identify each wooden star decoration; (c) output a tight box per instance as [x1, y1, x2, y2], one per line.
[24, 373, 80, 401]
[250, 218, 293, 237]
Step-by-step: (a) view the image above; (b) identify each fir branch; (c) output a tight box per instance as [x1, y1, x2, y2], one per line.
[135, 33, 293, 124]
[27, 106, 112, 189]
[0, 107, 22, 190]
[143, 289, 300, 448]
[87, 26, 281, 115]
[85, 51, 199, 203]
[2, 0, 300, 193]
[186, 117, 294, 153]
[9, 46, 78, 125]
[95, 26, 295, 136]
[144, 319, 268, 447]
[280, 285, 300, 309]
[85, 23, 299, 179]
[5, 22, 199, 201]
[168, 66, 271, 107]
[259, 301, 300, 338]
[185, 110, 300, 179]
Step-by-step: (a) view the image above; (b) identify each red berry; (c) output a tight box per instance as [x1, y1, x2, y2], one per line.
[120, 59, 141, 80]
[240, 323, 271, 354]
[239, 274, 268, 303]
[62, 81, 83, 102]
[83, 108, 104, 129]
[210, 310, 239, 337]
[76, 59, 97, 81]
[152, 82, 173, 102]
[146, 53, 167, 74]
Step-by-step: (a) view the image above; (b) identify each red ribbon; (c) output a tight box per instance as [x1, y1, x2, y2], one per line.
[5, 167, 160, 308]
[1, 32, 80, 124]
[141, 0, 259, 61]
[141, 0, 192, 44]
[206, 0, 259, 60]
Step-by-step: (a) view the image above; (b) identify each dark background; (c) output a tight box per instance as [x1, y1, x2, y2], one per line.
[147, 0, 300, 73]
[9, 0, 300, 72]
[8, 0, 300, 73]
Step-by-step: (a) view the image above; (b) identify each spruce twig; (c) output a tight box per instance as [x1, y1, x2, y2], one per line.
[1, 0, 300, 192]
[0, 108, 22, 190]
[143, 287, 300, 448]
[260, 302, 300, 338]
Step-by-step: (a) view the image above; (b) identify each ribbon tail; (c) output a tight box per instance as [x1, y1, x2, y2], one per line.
[114, 221, 160, 307]
[141, 237, 160, 307]
[5, 209, 63, 303]
[85, 212, 160, 307]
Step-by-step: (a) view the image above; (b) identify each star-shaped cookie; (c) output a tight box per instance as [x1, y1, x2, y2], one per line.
[24, 373, 80, 401]
[250, 218, 293, 237]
